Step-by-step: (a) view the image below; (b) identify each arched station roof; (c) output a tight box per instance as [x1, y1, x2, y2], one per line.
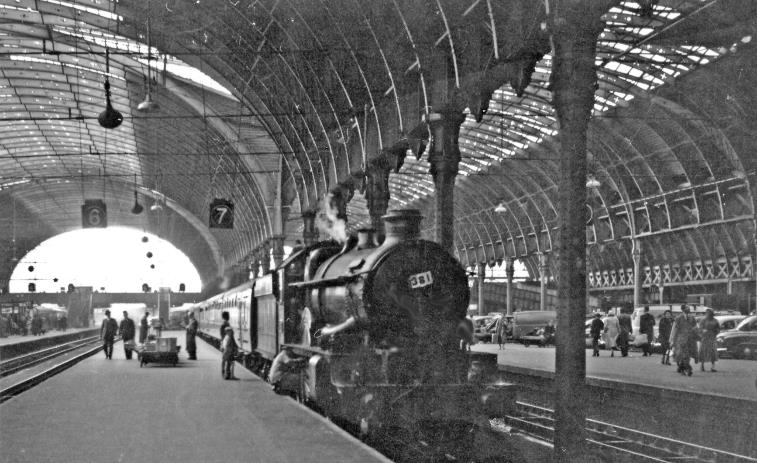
[0, 0, 755, 291]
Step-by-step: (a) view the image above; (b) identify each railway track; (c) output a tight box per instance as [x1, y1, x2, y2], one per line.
[0, 338, 103, 403]
[499, 401, 757, 463]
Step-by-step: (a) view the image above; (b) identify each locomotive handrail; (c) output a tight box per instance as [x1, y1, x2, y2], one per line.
[314, 316, 357, 339]
[288, 274, 362, 288]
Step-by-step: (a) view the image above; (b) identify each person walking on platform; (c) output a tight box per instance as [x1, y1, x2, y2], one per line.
[185, 312, 198, 360]
[698, 308, 719, 372]
[221, 326, 239, 380]
[496, 316, 508, 350]
[118, 311, 136, 360]
[100, 309, 118, 360]
[617, 310, 632, 357]
[220, 311, 230, 340]
[139, 312, 149, 344]
[639, 306, 656, 357]
[670, 304, 697, 376]
[658, 310, 673, 365]
[590, 313, 604, 357]
[603, 312, 620, 357]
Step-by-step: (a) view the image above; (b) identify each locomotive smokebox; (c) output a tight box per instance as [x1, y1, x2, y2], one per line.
[382, 209, 422, 244]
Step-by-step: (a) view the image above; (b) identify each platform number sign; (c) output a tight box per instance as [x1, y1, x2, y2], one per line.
[81, 199, 107, 228]
[209, 198, 234, 229]
[408, 271, 433, 289]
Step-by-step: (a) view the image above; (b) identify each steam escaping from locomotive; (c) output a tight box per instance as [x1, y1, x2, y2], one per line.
[315, 192, 347, 243]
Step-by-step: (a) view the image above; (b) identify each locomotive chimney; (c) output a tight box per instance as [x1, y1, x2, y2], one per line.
[356, 228, 377, 250]
[382, 209, 422, 244]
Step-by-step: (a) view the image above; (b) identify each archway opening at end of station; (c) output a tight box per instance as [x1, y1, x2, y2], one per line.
[8, 227, 202, 294]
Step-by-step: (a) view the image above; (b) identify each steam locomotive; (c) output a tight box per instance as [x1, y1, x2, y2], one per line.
[192, 210, 517, 460]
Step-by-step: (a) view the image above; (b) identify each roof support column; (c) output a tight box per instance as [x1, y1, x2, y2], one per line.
[260, 245, 271, 274]
[539, 253, 549, 312]
[365, 160, 391, 244]
[427, 108, 465, 254]
[549, 2, 609, 460]
[270, 236, 285, 269]
[506, 258, 515, 316]
[477, 262, 486, 316]
[633, 239, 642, 307]
[302, 210, 319, 246]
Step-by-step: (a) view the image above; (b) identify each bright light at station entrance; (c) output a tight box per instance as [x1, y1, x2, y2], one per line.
[9, 227, 201, 293]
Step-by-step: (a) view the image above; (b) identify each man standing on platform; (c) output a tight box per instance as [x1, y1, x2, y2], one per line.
[639, 306, 656, 357]
[617, 309, 633, 357]
[139, 311, 150, 344]
[100, 309, 118, 359]
[590, 313, 604, 357]
[119, 311, 136, 360]
[185, 312, 198, 360]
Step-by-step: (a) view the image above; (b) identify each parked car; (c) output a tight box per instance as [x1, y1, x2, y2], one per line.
[511, 310, 556, 345]
[716, 315, 757, 360]
[472, 315, 496, 343]
[710, 315, 745, 332]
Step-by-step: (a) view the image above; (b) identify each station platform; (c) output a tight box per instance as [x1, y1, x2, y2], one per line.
[0, 331, 391, 463]
[473, 342, 757, 401]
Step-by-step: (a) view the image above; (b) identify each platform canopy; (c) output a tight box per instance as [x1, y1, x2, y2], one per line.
[0, 0, 755, 291]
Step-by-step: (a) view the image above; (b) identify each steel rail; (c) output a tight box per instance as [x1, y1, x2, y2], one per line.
[0, 343, 103, 404]
[0, 336, 101, 377]
[502, 401, 757, 463]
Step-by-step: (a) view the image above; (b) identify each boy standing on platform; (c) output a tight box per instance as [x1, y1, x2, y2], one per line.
[221, 326, 238, 380]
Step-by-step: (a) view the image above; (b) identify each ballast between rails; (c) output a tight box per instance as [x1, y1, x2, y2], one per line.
[500, 401, 757, 463]
[0, 341, 103, 403]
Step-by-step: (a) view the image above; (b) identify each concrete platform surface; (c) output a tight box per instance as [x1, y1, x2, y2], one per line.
[474, 342, 757, 401]
[0, 331, 390, 463]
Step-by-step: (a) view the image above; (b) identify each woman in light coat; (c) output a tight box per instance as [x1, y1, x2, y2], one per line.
[602, 313, 620, 357]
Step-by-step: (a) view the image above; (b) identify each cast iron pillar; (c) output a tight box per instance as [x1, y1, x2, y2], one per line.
[632, 239, 642, 307]
[427, 108, 465, 254]
[506, 258, 515, 316]
[270, 235, 285, 269]
[549, 2, 610, 460]
[260, 245, 271, 274]
[248, 253, 260, 279]
[302, 210, 319, 246]
[477, 262, 486, 316]
[365, 160, 391, 244]
[539, 253, 549, 311]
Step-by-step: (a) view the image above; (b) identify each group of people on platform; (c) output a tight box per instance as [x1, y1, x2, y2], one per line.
[98, 310, 199, 362]
[588, 304, 720, 376]
[0, 312, 68, 338]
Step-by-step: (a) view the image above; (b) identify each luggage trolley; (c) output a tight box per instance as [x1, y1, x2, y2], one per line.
[136, 337, 181, 367]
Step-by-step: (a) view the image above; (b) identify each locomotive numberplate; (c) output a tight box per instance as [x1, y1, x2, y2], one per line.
[408, 271, 433, 289]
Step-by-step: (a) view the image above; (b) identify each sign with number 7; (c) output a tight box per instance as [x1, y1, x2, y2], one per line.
[209, 198, 234, 229]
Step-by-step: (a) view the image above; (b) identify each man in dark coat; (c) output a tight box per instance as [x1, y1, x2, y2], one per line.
[590, 313, 604, 357]
[100, 309, 119, 359]
[617, 310, 633, 357]
[220, 311, 230, 340]
[139, 312, 149, 344]
[185, 312, 198, 360]
[119, 311, 136, 360]
[639, 306, 656, 357]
